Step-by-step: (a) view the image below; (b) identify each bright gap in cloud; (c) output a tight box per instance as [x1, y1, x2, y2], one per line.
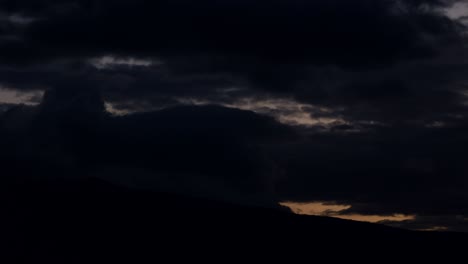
[443, 2, 468, 19]
[280, 201, 415, 224]
[418, 226, 449, 232]
[104, 102, 133, 116]
[90, 56, 155, 69]
[0, 87, 43, 105]
[0, 12, 36, 25]
[178, 97, 348, 128]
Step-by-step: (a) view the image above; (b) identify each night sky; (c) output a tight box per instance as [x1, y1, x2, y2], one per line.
[1, 0, 468, 232]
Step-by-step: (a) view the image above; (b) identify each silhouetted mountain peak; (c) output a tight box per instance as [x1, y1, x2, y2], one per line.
[39, 87, 105, 119]
[0, 104, 38, 133]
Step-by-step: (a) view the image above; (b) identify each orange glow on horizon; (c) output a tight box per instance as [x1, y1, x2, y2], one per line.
[280, 201, 415, 223]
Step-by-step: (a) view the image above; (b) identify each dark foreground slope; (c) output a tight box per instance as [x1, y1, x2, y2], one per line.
[3, 179, 467, 263]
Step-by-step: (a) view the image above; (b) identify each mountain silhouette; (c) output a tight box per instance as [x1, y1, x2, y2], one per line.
[3, 178, 467, 263]
[1, 89, 468, 262]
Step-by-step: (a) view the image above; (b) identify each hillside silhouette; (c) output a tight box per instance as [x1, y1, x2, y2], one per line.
[4, 178, 467, 263]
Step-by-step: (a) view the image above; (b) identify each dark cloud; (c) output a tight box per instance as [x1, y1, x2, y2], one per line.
[0, 0, 465, 122]
[0, 0, 466, 114]
[1, 0, 462, 63]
